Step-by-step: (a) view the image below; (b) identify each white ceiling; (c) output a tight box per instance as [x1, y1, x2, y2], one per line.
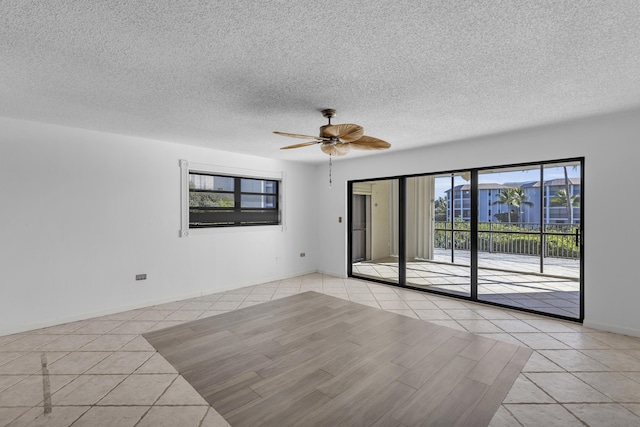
[2, 1, 640, 163]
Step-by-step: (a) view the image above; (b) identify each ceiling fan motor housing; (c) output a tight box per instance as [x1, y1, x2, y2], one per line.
[319, 125, 338, 145]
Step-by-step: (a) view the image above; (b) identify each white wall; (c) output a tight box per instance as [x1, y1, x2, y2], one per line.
[315, 108, 640, 337]
[4, 109, 639, 338]
[0, 118, 317, 335]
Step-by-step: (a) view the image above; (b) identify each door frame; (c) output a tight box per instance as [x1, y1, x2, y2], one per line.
[348, 157, 584, 323]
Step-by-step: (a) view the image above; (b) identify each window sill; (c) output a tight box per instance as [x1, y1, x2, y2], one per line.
[186, 224, 285, 236]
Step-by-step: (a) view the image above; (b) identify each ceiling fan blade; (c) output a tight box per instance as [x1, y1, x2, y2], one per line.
[349, 135, 391, 150]
[273, 131, 330, 140]
[321, 143, 350, 156]
[280, 141, 321, 150]
[321, 124, 364, 143]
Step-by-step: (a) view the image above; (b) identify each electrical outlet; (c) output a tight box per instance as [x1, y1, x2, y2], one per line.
[339, 216, 342, 223]
[135, 274, 147, 281]
[300, 252, 305, 257]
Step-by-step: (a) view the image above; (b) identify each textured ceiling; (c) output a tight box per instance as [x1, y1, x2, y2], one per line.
[2, 1, 640, 163]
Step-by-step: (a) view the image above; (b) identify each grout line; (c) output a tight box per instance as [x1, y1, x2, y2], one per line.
[133, 374, 181, 427]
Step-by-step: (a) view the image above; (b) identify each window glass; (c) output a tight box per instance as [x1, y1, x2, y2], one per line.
[241, 195, 277, 208]
[189, 175, 234, 191]
[241, 178, 276, 193]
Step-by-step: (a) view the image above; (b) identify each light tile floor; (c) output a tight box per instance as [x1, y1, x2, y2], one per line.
[1, 273, 639, 426]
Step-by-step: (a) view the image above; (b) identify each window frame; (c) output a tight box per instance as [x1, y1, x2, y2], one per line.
[179, 160, 284, 236]
[189, 173, 280, 228]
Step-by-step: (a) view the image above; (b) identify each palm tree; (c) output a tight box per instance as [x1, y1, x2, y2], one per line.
[551, 189, 579, 222]
[493, 187, 534, 223]
[560, 165, 579, 223]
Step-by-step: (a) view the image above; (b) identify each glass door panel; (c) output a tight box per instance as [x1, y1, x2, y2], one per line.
[477, 165, 541, 275]
[538, 162, 581, 317]
[477, 162, 581, 319]
[408, 173, 470, 297]
[350, 178, 399, 284]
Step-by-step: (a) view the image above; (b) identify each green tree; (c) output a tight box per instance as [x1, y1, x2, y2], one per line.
[434, 196, 448, 221]
[189, 192, 234, 208]
[494, 212, 520, 223]
[189, 183, 234, 207]
[493, 187, 533, 223]
[551, 189, 579, 222]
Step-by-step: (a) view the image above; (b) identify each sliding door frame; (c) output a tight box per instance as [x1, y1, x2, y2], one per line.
[347, 157, 584, 323]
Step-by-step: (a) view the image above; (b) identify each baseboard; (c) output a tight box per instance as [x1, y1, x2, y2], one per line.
[0, 292, 202, 337]
[0, 269, 320, 337]
[582, 320, 640, 339]
[197, 269, 319, 296]
[315, 268, 346, 278]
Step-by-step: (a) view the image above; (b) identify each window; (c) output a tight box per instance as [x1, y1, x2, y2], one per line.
[189, 173, 279, 227]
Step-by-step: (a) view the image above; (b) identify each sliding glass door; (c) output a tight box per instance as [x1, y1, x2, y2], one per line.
[348, 158, 583, 321]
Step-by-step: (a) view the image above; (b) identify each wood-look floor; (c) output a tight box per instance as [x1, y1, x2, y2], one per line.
[143, 291, 532, 427]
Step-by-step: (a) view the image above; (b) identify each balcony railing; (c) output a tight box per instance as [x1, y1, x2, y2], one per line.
[434, 222, 580, 259]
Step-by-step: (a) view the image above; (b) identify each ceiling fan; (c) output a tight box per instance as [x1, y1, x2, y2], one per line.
[274, 109, 391, 156]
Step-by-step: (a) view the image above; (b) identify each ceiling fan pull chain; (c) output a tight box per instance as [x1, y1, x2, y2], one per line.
[329, 154, 332, 188]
